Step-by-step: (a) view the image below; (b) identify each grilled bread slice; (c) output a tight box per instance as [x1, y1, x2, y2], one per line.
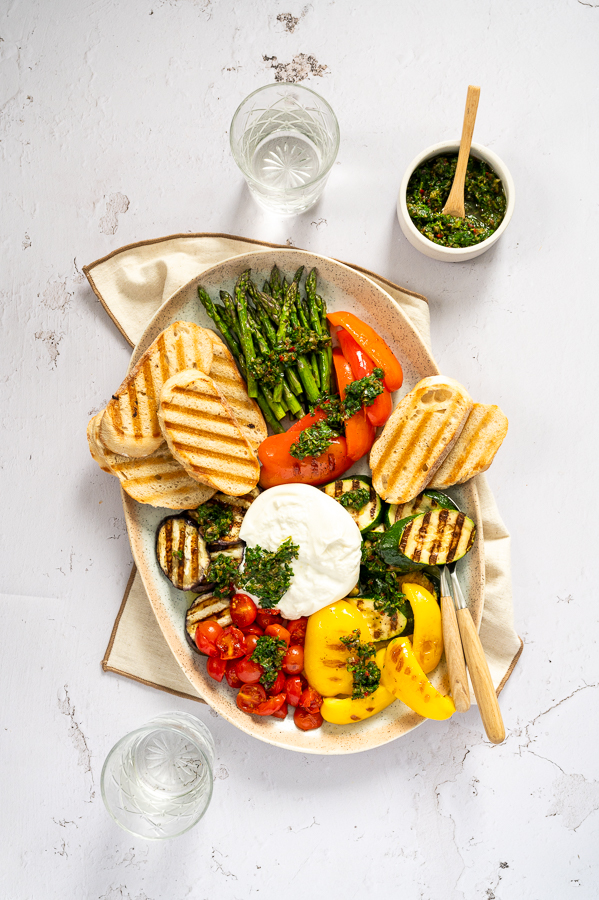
[158, 369, 261, 496]
[88, 411, 216, 508]
[428, 403, 508, 488]
[87, 411, 114, 473]
[206, 331, 267, 451]
[100, 322, 214, 458]
[369, 376, 473, 504]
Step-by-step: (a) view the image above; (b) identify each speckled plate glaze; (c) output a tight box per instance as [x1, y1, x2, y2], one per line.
[122, 249, 484, 754]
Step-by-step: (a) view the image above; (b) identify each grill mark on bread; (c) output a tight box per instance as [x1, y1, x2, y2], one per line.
[174, 443, 257, 467]
[380, 411, 437, 493]
[168, 425, 249, 450]
[142, 358, 162, 437]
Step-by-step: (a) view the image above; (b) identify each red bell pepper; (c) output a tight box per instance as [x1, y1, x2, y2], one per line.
[336, 329, 393, 427]
[327, 311, 403, 391]
[258, 429, 353, 489]
[332, 348, 376, 462]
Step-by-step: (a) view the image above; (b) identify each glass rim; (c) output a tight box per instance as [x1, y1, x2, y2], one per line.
[229, 81, 340, 191]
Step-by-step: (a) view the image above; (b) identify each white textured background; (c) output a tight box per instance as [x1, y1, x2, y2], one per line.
[2, 1, 598, 898]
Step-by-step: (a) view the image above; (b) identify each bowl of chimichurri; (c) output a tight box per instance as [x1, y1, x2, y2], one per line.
[397, 141, 515, 262]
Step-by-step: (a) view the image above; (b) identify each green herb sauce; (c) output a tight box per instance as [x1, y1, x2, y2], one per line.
[251, 635, 287, 688]
[340, 629, 381, 699]
[406, 154, 506, 248]
[238, 537, 299, 610]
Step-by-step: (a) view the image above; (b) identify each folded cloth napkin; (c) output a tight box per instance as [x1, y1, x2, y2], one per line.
[85, 233, 522, 704]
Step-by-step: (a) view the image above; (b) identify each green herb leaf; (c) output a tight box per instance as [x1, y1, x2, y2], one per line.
[172, 549, 184, 560]
[193, 501, 234, 543]
[238, 537, 299, 609]
[289, 420, 341, 460]
[251, 635, 287, 688]
[340, 629, 381, 699]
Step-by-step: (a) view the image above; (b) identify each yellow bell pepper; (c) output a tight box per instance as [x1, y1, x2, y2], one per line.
[321, 649, 396, 724]
[304, 600, 372, 697]
[381, 637, 455, 720]
[402, 583, 444, 674]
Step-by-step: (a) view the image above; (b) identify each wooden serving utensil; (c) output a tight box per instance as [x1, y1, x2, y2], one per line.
[451, 569, 505, 744]
[442, 85, 481, 218]
[440, 567, 470, 713]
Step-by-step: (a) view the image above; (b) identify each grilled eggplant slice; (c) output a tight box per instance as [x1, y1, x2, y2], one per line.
[156, 516, 210, 591]
[385, 489, 458, 528]
[322, 475, 383, 533]
[381, 509, 475, 566]
[348, 597, 408, 641]
[185, 592, 233, 653]
[189, 489, 260, 546]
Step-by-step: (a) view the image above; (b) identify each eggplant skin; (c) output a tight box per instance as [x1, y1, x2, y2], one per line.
[156, 515, 210, 591]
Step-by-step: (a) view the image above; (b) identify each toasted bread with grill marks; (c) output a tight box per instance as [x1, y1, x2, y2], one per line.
[428, 403, 508, 488]
[158, 369, 260, 497]
[87, 411, 114, 473]
[206, 331, 267, 451]
[88, 410, 216, 507]
[369, 376, 473, 504]
[100, 322, 214, 458]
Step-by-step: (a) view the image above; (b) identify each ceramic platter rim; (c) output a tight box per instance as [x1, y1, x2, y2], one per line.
[122, 248, 485, 755]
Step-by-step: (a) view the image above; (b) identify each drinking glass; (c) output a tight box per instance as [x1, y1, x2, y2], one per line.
[101, 711, 215, 840]
[230, 82, 340, 216]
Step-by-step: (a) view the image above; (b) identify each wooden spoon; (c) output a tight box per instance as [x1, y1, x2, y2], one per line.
[442, 85, 481, 218]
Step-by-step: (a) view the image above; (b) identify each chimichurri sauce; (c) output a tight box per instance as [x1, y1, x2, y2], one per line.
[406, 154, 506, 248]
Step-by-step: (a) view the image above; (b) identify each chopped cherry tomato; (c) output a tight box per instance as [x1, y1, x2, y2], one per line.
[216, 626, 247, 660]
[287, 616, 308, 647]
[234, 656, 264, 684]
[332, 348, 376, 461]
[258, 429, 353, 489]
[241, 624, 264, 636]
[337, 329, 393, 427]
[286, 674, 308, 707]
[256, 609, 282, 630]
[243, 633, 262, 656]
[194, 620, 223, 657]
[206, 656, 226, 682]
[230, 593, 258, 628]
[271, 701, 289, 720]
[236, 683, 267, 713]
[282, 644, 304, 675]
[265, 623, 291, 646]
[255, 693, 287, 716]
[287, 617, 308, 645]
[294, 707, 324, 731]
[267, 670, 287, 695]
[225, 659, 243, 689]
[299, 687, 323, 714]
[327, 311, 403, 391]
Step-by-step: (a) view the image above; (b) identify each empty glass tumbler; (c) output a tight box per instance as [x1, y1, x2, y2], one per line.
[230, 82, 340, 216]
[101, 712, 215, 840]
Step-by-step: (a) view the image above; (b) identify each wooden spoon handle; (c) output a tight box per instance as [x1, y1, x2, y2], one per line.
[456, 607, 505, 744]
[441, 595, 470, 712]
[443, 84, 480, 217]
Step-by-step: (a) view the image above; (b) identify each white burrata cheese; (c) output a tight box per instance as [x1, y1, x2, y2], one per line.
[238, 483, 362, 620]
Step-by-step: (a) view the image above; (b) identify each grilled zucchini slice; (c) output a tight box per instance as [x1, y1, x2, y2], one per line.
[388, 509, 475, 565]
[385, 489, 457, 528]
[347, 597, 408, 641]
[156, 516, 210, 591]
[322, 475, 383, 533]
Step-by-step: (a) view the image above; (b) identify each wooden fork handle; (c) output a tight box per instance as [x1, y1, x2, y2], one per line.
[456, 607, 505, 744]
[441, 595, 470, 713]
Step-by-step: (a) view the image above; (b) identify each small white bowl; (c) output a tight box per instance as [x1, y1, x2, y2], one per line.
[397, 140, 515, 262]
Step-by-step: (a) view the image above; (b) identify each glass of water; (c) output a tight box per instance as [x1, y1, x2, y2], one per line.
[230, 82, 340, 216]
[101, 711, 215, 840]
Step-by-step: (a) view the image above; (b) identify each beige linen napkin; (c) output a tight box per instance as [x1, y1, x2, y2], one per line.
[85, 233, 522, 703]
